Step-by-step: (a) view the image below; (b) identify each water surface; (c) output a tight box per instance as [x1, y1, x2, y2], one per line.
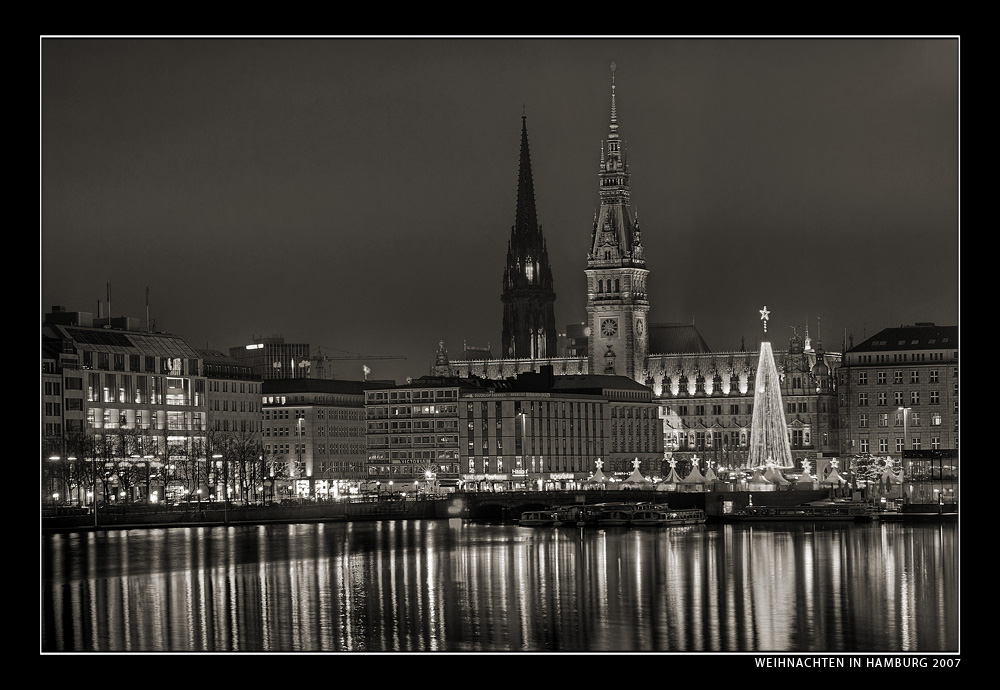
[42, 519, 958, 652]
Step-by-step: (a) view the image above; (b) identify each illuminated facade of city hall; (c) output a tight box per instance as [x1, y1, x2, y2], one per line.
[434, 65, 843, 480]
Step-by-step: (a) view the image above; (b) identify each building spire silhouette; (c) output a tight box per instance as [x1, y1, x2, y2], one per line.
[502, 112, 556, 359]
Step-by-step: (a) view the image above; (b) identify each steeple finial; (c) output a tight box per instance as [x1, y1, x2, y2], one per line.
[609, 62, 619, 140]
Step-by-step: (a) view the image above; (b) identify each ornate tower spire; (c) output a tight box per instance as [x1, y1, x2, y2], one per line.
[585, 63, 650, 382]
[502, 114, 557, 360]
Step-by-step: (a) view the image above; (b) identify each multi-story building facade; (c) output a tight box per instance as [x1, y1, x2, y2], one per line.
[366, 367, 662, 492]
[198, 349, 264, 503]
[199, 348, 263, 435]
[365, 377, 467, 493]
[42, 306, 208, 505]
[654, 331, 840, 476]
[230, 336, 311, 380]
[262, 378, 377, 498]
[838, 323, 958, 503]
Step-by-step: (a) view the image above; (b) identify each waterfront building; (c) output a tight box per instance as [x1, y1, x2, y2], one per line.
[364, 376, 470, 493]
[198, 349, 263, 435]
[197, 348, 264, 503]
[262, 378, 385, 498]
[366, 366, 661, 492]
[42, 305, 208, 505]
[653, 329, 840, 476]
[837, 323, 958, 503]
[229, 335, 311, 380]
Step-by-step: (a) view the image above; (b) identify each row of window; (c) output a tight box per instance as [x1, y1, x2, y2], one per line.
[209, 380, 259, 394]
[209, 399, 258, 413]
[854, 437, 944, 452]
[264, 426, 364, 437]
[856, 391, 941, 406]
[855, 370, 945, 385]
[81, 352, 200, 377]
[366, 389, 459, 403]
[857, 412, 943, 427]
[850, 352, 954, 364]
[85, 408, 205, 431]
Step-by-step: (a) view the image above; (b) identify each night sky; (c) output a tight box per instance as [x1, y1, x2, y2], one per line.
[41, 37, 959, 383]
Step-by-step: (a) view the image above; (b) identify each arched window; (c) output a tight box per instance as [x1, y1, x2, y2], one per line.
[615, 279, 620, 292]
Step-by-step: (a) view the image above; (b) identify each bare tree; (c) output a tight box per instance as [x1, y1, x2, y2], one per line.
[227, 427, 263, 503]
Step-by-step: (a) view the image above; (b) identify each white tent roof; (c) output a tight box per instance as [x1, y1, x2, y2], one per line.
[624, 467, 651, 484]
[704, 467, 719, 482]
[820, 467, 845, 485]
[589, 468, 609, 483]
[659, 467, 682, 484]
[680, 465, 707, 484]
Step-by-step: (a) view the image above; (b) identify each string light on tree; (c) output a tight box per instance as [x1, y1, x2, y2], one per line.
[748, 306, 794, 469]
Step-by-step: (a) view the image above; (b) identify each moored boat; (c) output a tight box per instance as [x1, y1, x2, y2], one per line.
[630, 507, 670, 526]
[518, 509, 558, 527]
[596, 505, 635, 527]
[723, 501, 877, 522]
[553, 504, 587, 526]
[631, 506, 707, 527]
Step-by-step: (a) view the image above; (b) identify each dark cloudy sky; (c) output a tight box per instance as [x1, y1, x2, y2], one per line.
[41, 37, 959, 383]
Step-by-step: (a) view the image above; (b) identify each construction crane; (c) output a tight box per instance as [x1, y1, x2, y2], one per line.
[311, 346, 406, 380]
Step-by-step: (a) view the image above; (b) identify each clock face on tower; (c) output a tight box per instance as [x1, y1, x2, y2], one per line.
[600, 318, 618, 338]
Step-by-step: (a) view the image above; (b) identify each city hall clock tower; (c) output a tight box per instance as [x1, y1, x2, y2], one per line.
[586, 63, 649, 382]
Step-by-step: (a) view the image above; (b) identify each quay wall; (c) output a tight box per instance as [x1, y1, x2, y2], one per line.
[44, 488, 950, 532]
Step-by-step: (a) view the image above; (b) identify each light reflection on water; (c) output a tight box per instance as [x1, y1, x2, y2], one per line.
[42, 519, 958, 653]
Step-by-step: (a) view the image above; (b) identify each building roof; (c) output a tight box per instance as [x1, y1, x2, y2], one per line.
[47, 323, 201, 359]
[262, 378, 387, 396]
[850, 324, 958, 352]
[648, 323, 712, 354]
[550, 374, 652, 393]
[197, 348, 239, 363]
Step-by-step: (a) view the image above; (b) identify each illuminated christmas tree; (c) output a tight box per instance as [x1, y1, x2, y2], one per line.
[747, 306, 794, 469]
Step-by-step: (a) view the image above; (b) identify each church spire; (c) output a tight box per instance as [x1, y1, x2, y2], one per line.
[514, 114, 539, 240]
[502, 113, 556, 360]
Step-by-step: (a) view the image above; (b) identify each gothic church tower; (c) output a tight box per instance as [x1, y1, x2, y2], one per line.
[502, 115, 557, 359]
[586, 63, 650, 381]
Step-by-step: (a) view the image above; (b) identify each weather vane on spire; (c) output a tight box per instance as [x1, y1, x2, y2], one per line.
[760, 305, 770, 333]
